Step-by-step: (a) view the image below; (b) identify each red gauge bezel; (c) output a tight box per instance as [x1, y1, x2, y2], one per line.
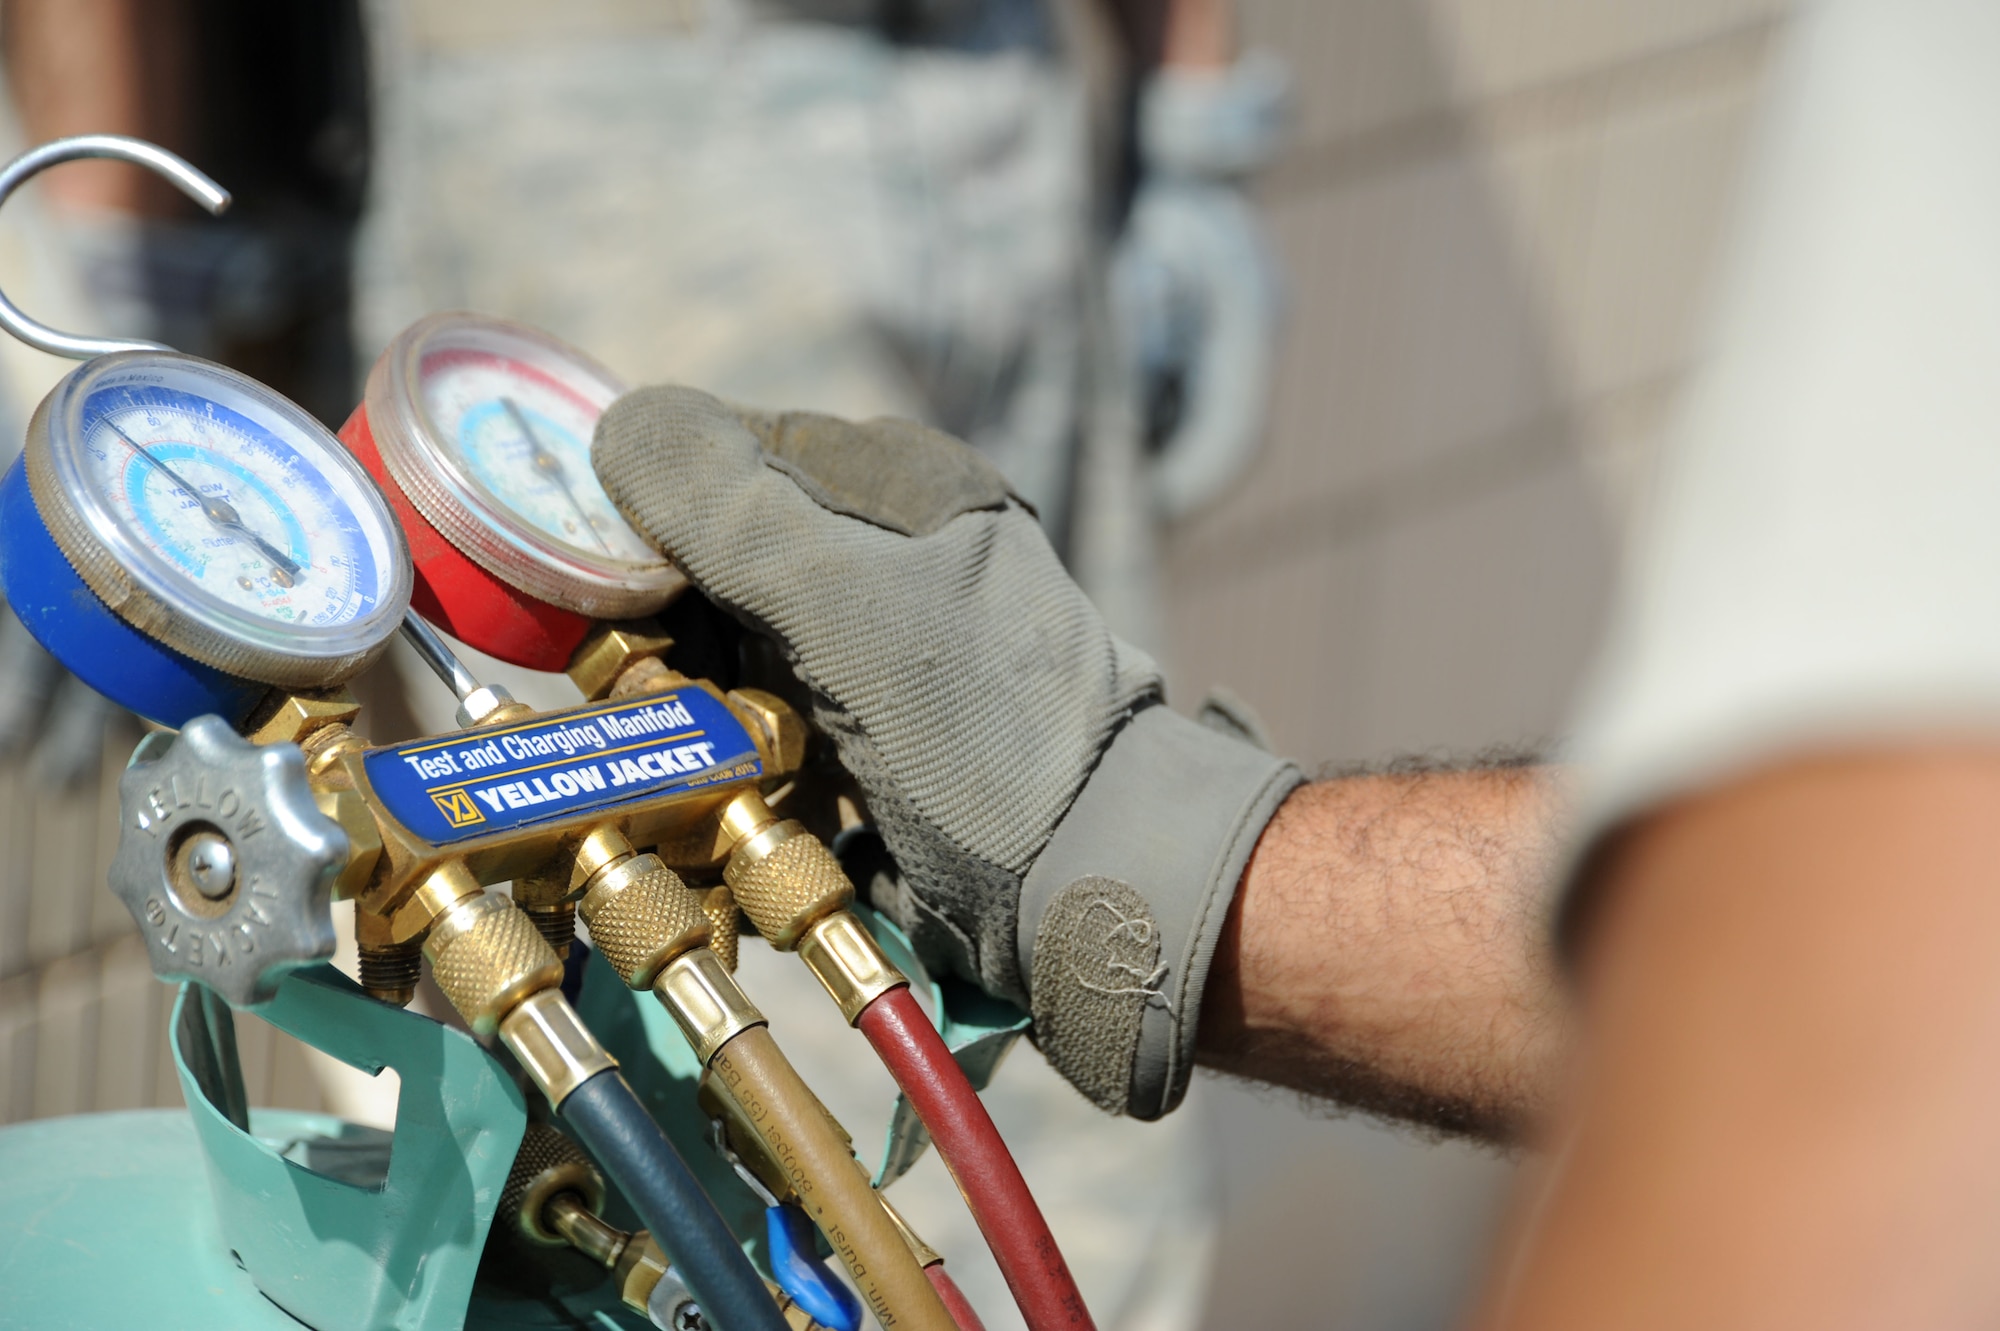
[338, 401, 591, 672]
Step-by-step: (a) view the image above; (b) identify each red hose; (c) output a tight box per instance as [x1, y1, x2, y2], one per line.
[855, 986, 1095, 1331]
[925, 1264, 989, 1331]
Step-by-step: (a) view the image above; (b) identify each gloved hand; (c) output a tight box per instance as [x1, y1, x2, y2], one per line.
[594, 388, 1301, 1118]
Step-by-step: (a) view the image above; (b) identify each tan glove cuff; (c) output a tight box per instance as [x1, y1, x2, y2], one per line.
[1018, 704, 1301, 1120]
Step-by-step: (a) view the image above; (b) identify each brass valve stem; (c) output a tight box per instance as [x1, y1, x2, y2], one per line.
[718, 791, 908, 1025]
[574, 826, 956, 1331]
[504, 1124, 828, 1329]
[546, 1193, 630, 1268]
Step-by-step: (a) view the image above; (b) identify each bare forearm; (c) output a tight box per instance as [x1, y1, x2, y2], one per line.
[1478, 748, 2000, 1329]
[1196, 763, 1569, 1143]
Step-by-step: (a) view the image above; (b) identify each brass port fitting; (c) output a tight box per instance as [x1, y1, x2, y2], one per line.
[566, 620, 678, 701]
[521, 900, 577, 959]
[500, 1123, 612, 1250]
[243, 687, 362, 747]
[613, 1230, 674, 1316]
[725, 688, 809, 775]
[354, 906, 421, 1006]
[500, 1129, 825, 1331]
[312, 786, 383, 899]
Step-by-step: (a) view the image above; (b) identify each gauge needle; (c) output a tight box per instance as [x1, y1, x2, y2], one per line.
[104, 418, 303, 587]
[500, 395, 612, 555]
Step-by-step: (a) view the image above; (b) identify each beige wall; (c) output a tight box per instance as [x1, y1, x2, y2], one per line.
[1176, 3, 1790, 1326]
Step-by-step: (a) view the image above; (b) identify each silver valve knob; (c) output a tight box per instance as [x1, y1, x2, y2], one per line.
[111, 715, 346, 1006]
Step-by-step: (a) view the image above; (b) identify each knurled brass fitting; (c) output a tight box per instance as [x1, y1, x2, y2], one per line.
[698, 885, 741, 972]
[425, 891, 566, 1035]
[579, 854, 712, 988]
[723, 819, 854, 950]
[655, 948, 765, 1064]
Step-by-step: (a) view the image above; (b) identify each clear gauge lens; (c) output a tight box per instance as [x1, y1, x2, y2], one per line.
[368, 313, 683, 618]
[33, 352, 411, 686]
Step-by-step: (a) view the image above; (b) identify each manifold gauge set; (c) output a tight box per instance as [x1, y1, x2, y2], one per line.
[0, 138, 1084, 1331]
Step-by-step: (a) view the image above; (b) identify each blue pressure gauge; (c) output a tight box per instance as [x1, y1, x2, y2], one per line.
[0, 351, 411, 726]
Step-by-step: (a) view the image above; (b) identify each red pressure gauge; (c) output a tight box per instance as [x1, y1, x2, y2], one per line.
[339, 313, 684, 669]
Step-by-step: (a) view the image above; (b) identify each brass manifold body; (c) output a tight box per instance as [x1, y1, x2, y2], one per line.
[255, 621, 957, 1331]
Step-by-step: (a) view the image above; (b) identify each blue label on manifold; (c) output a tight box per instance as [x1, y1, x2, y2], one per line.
[364, 689, 763, 846]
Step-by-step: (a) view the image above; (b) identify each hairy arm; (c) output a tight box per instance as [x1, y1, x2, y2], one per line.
[1196, 762, 1570, 1143]
[1478, 748, 2000, 1328]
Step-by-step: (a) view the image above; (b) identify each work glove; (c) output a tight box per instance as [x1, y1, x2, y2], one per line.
[594, 388, 1301, 1119]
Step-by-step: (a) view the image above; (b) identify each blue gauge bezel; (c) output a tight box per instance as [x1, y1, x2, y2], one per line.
[34, 351, 412, 686]
[0, 450, 268, 726]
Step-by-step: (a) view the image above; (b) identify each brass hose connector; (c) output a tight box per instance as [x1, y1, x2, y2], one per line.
[721, 808, 851, 949]
[424, 890, 564, 1034]
[580, 853, 712, 988]
[402, 865, 616, 1108]
[572, 829, 762, 1063]
[501, 1124, 829, 1329]
[719, 791, 908, 1025]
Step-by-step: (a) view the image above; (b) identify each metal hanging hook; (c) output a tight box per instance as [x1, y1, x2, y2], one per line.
[0, 134, 231, 360]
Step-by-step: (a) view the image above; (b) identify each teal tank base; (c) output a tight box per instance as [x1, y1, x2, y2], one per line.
[0, 927, 999, 1330]
[172, 965, 537, 1331]
[0, 1107, 342, 1331]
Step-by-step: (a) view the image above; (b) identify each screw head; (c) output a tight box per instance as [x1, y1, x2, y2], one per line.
[180, 829, 238, 900]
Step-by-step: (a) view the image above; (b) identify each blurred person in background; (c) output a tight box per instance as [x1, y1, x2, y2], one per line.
[0, 0, 367, 783]
[585, 0, 2000, 1327]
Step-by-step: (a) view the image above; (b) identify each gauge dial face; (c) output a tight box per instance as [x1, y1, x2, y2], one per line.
[368, 313, 681, 619]
[417, 347, 657, 564]
[37, 353, 410, 684]
[78, 382, 385, 627]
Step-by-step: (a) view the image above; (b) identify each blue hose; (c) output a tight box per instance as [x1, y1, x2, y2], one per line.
[559, 1069, 785, 1331]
